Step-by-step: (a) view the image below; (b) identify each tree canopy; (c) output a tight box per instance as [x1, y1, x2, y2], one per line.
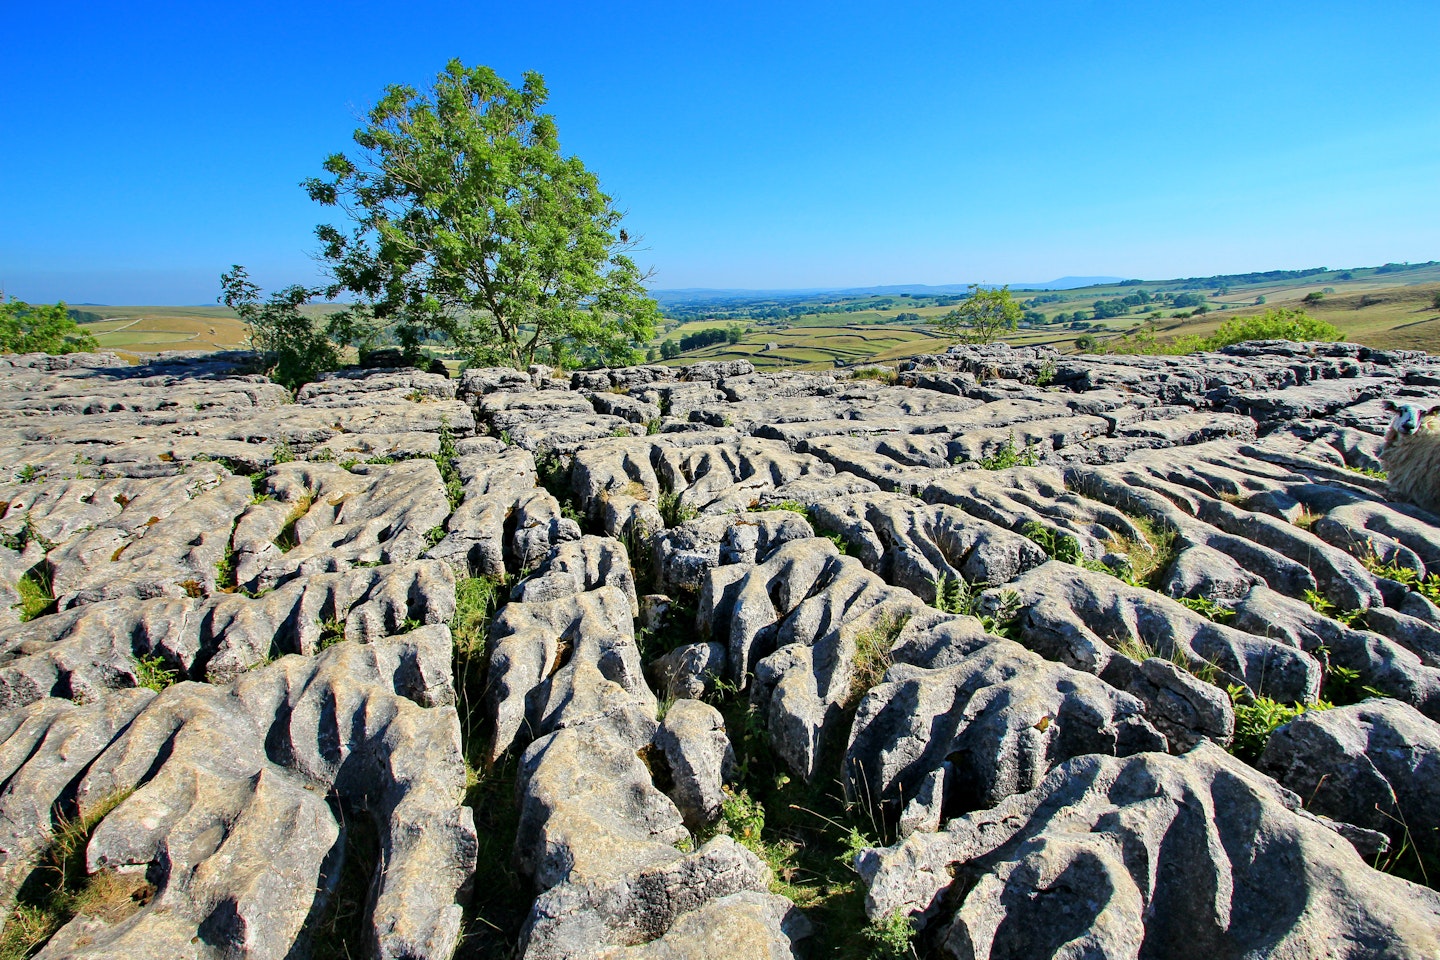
[305, 60, 659, 370]
[0, 299, 99, 355]
[935, 285, 1021, 344]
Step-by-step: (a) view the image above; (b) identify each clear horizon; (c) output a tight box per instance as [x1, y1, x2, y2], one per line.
[3, 1, 1437, 305]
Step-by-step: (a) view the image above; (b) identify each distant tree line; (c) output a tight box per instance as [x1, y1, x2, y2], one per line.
[656, 322, 746, 358]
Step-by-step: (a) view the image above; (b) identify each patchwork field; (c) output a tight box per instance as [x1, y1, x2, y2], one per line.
[76, 306, 251, 353]
[67, 262, 1440, 369]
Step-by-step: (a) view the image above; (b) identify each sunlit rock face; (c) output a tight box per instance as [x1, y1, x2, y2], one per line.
[0, 341, 1437, 959]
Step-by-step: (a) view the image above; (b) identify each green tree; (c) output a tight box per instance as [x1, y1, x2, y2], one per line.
[936, 285, 1022, 344]
[0, 298, 100, 355]
[219, 266, 341, 391]
[1074, 333, 1098, 352]
[306, 60, 659, 370]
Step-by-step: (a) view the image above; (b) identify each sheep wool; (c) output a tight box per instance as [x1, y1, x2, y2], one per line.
[1381, 403, 1440, 517]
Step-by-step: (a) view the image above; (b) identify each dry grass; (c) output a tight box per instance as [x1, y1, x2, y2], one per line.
[0, 791, 142, 960]
[848, 612, 910, 705]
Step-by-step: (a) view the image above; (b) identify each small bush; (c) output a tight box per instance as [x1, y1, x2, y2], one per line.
[1205, 308, 1343, 348]
[1359, 550, 1440, 607]
[977, 433, 1041, 470]
[1228, 686, 1329, 763]
[1021, 521, 1084, 564]
[719, 786, 766, 850]
[658, 489, 697, 528]
[862, 911, 918, 959]
[219, 266, 342, 391]
[0, 298, 100, 355]
[133, 654, 178, 692]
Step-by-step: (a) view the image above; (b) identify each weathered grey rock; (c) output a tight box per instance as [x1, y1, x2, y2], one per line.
[651, 642, 727, 701]
[1110, 654, 1235, 750]
[653, 698, 735, 830]
[44, 469, 252, 607]
[1230, 585, 1440, 720]
[297, 366, 456, 402]
[0, 689, 155, 922]
[845, 638, 1165, 820]
[458, 365, 533, 401]
[520, 836, 774, 958]
[702, 538, 931, 779]
[808, 493, 1047, 602]
[986, 562, 1322, 705]
[510, 535, 638, 614]
[486, 584, 652, 762]
[515, 717, 685, 890]
[0, 561, 456, 704]
[858, 744, 1440, 959]
[17, 631, 475, 960]
[590, 390, 663, 425]
[681, 360, 754, 381]
[581, 891, 809, 960]
[1259, 698, 1440, 863]
[653, 509, 813, 596]
[3, 339, 1440, 959]
[235, 459, 451, 592]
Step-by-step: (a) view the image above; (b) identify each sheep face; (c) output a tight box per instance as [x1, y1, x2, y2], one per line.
[1382, 400, 1440, 445]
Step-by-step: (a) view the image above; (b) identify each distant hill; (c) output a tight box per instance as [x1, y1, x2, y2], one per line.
[651, 278, 1124, 305]
[1011, 276, 1127, 290]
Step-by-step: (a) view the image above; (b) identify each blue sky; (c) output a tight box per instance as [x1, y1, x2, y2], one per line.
[2, 0, 1437, 304]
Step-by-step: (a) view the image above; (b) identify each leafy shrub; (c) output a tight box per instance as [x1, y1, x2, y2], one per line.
[976, 433, 1041, 470]
[658, 489, 697, 527]
[0, 298, 100, 355]
[1228, 686, 1328, 763]
[133, 654, 178, 692]
[1102, 308, 1343, 356]
[1021, 521, 1084, 564]
[1204, 309, 1343, 348]
[862, 911, 918, 959]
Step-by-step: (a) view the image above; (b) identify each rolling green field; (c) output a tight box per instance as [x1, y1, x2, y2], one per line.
[65, 261, 1440, 367]
[75, 306, 253, 354]
[654, 262, 1440, 368]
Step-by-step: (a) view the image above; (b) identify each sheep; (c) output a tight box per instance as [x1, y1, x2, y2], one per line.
[1380, 399, 1440, 516]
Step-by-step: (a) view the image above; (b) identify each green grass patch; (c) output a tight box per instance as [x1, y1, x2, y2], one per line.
[658, 489, 697, 528]
[703, 681, 901, 959]
[848, 614, 909, 705]
[14, 565, 56, 622]
[274, 493, 314, 553]
[447, 574, 534, 957]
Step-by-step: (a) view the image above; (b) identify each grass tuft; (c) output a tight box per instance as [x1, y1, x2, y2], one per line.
[0, 791, 141, 960]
